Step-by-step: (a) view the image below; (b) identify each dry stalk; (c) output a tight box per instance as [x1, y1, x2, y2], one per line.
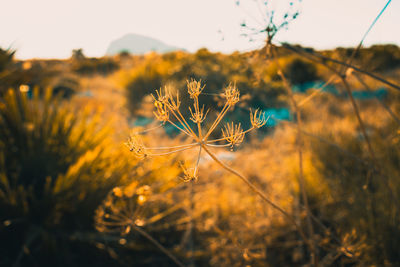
[126, 79, 311, 250]
[96, 185, 186, 267]
[133, 225, 186, 267]
[280, 43, 400, 92]
[271, 47, 318, 266]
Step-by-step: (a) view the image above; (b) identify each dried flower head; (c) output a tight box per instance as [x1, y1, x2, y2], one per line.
[250, 108, 268, 128]
[224, 83, 240, 106]
[187, 79, 205, 99]
[137, 195, 147, 205]
[166, 86, 181, 110]
[113, 187, 123, 198]
[95, 183, 151, 234]
[153, 86, 181, 110]
[189, 104, 209, 124]
[128, 79, 268, 182]
[136, 185, 151, 195]
[125, 134, 147, 159]
[153, 100, 169, 123]
[153, 86, 170, 104]
[180, 162, 198, 182]
[135, 219, 145, 226]
[222, 122, 245, 148]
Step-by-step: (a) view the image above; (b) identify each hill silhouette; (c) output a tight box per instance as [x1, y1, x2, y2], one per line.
[105, 33, 181, 55]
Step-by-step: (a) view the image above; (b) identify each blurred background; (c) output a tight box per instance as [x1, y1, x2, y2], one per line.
[1, 0, 400, 266]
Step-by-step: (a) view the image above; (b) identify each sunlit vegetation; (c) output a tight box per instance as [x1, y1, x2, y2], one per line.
[119, 49, 289, 117]
[1, 40, 400, 266]
[71, 57, 120, 76]
[0, 89, 130, 266]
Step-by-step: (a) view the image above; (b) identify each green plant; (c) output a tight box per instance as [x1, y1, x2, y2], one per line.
[0, 89, 126, 266]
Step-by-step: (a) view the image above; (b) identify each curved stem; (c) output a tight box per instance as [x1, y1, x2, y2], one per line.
[134, 123, 164, 134]
[146, 142, 199, 150]
[340, 77, 376, 162]
[201, 144, 310, 247]
[150, 146, 197, 156]
[274, 47, 318, 266]
[194, 145, 202, 176]
[205, 143, 231, 148]
[353, 72, 400, 126]
[168, 120, 193, 137]
[297, 76, 337, 108]
[280, 43, 400, 91]
[133, 225, 185, 267]
[167, 106, 197, 138]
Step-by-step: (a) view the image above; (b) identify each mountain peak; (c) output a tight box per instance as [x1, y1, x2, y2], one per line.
[105, 33, 181, 55]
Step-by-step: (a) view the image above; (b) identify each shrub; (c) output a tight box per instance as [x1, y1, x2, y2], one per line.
[50, 74, 80, 99]
[125, 61, 164, 114]
[363, 44, 400, 71]
[122, 50, 288, 117]
[0, 47, 14, 73]
[72, 57, 120, 76]
[310, 119, 400, 265]
[283, 57, 318, 85]
[0, 89, 127, 266]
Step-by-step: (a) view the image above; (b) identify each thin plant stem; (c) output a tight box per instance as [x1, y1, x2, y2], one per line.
[278, 43, 399, 210]
[340, 77, 376, 163]
[146, 142, 200, 150]
[341, 0, 392, 74]
[339, 78, 398, 220]
[171, 106, 198, 138]
[13, 227, 41, 267]
[146, 204, 185, 226]
[273, 47, 318, 266]
[205, 143, 231, 148]
[352, 72, 400, 126]
[134, 123, 164, 134]
[194, 146, 202, 175]
[203, 102, 230, 140]
[187, 179, 195, 267]
[280, 43, 400, 92]
[195, 97, 203, 138]
[133, 225, 185, 267]
[201, 143, 310, 247]
[168, 119, 193, 137]
[167, 107, 197, 138]
[150, 146, 197, 157]
[206, 127, 255, 143]
[297, 76, 337, 108]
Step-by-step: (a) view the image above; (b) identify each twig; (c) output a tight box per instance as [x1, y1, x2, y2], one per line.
[280, 43, 400, 91]
[133, 225, 185, 267]
[352, 72, 400, 126]
[13, 227, 41, 267]
[273, 46, 318, 266]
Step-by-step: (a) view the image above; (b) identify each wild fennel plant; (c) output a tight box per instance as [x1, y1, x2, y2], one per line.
[125, 79, 308, 242]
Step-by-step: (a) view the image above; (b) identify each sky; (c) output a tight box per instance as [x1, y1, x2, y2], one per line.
[1, 0, 399, 59]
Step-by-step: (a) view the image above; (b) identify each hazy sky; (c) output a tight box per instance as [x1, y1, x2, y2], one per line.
[1, 0, 398, 59]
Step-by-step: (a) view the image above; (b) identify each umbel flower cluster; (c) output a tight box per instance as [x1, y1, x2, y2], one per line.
[125, 79, 268, 181]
